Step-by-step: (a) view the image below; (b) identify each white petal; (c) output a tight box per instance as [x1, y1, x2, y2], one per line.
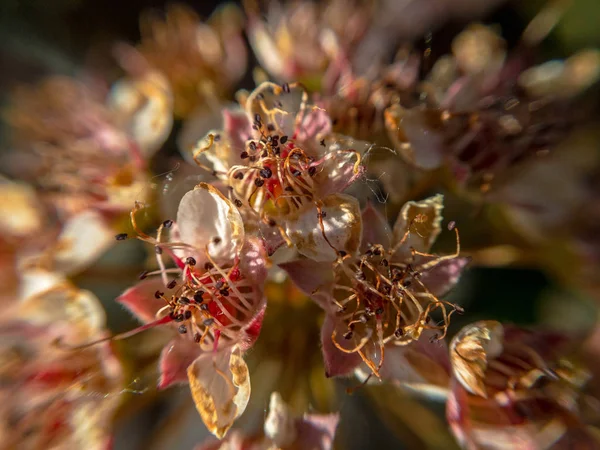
[286, 194, 362, 262]
[176, 183, 244, 266]
[53, 210, 115, 276]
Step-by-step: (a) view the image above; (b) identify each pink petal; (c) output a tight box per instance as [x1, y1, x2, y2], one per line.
[239, 237, 269, 286]
[238, 303, 266, 351]
[419, 256, 470, 297]
[360, 203, 392, 251]
[223, 109, 253, 152]
[295, 413, 340, 450]
[321, 314, 361, 378]
[295, 108, 332, 144]
[278, 259, 334, 310]
[158, 338, 202, 389]
[117, 278, 167, 323]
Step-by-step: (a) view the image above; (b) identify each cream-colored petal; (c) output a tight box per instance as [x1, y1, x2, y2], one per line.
[52, 210, 115, 276]
[449, 320, 504, 398]
[187, 346, 250, 439]
[286, 193, 362, 262]
[392, 194, 444, 259]
[176, 183, 244, 266]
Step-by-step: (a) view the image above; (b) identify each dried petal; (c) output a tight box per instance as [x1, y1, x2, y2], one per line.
[449, 320, 504, 398]
[187, 346, 250, 439]
[286, 193, 362, 262]
[392, 194, 444, 259]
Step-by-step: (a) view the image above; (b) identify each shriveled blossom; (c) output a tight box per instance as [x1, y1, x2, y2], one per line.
[118, 183, 267, 438]
[447, 321, 597, 449]
[191, 81, 365, 259]
[0, 274, 123, 449]
[196, 391, 339, 450]
[282, 194, 469, 379]
[137, 3, 247, 118]
[383, 23, 600, 193]
[245, 0, 373, 89]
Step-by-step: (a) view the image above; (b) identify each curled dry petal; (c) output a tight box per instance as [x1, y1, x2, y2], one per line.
[187, 346, 250, 439]
[286, 193, 362, 262]
[392, 194, 444, 258]
[176, 183, 244, 266]
[449, 320, 504, 398]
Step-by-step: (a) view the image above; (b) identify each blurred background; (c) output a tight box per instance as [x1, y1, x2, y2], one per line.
[1, 1, 600, 449]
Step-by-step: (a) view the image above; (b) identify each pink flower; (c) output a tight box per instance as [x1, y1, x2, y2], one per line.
[118, 183, 268, 438]
[281, 194, 468, 379]
[245, 0, 372, 88]
[189, 81, 365, 260]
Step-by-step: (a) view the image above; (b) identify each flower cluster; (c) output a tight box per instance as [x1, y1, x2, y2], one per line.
[2, 0, 600, 449]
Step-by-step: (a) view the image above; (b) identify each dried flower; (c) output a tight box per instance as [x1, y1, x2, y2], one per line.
[190, 81, 365, 259]
[282, 195, 468, 379]
[447, 321, 596, 449]
[118, 183, 268, 438]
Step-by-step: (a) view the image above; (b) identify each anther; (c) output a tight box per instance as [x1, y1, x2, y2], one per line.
[213, 237, 222, 245]
[215, 280, 225, 290]
[193, 292, 204, 302]
[204, 262, 214, 270]
[343, 330, 353, 340]
[163, 219, 173, 228]
[375, 307, 384, 315]
[240, 151, 249, 159]
[139, 271, 149, 280]
[317, 211, 327, 218]
[320, 139, 326, 147]
[249, 142, 256, 151]
[194, 333, 201, 343]
[200, 303, 209, 311]
[175, 314, 184, 322]
[115, 233, 128, 241]
[178, 325, 187, 334]
[154, 290, 164, 299]
[219, 288, 229, 297]
[203, 318, 215, 326]
[234, 199, 243, 207]
[308, 166, 317, 177]
[394, 328, 404, 338]
[184, 310, 192, 320]
[280, 135, 288, 144]
[282, 83, 290, 93]
[186, 257, 196, 266]
[155, 246, 163, 255]
[214, 134, 221, 142]
[255, 178, 265, 187]
[260, 167, 272, 178]
[448, 221, 456, 231]
[167, 279, 177, 289]
[267, 124, 275, 132]
[178, 297, 190, 305]
[233, 172, 244, 180]
[254, 113, 262, 124]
